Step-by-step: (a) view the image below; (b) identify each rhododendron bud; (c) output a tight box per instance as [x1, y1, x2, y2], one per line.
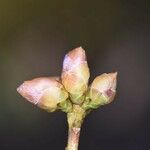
[17, 77, 68, 112]
[86, 72, 117, 109]
[61, 47, 90, 104]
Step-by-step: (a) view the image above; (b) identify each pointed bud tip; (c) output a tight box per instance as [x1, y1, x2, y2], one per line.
[17, 85, 24, 98]
[17, 86, 20, 93]
[108, 72, 117, 80]
[17, 82, 39, 104]
[107, 72, 117, 92]
[17, 82, 25, 94]
[73, 46, 85, 52]
[67, 46, 86, 60]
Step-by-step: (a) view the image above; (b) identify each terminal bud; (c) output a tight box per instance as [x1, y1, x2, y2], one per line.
[61, 47, 90, 104]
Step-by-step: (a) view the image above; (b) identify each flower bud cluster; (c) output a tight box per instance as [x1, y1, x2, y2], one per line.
[17, 47, 117, 112]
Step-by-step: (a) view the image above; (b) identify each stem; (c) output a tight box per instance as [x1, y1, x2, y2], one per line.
[66, 105, 86, 150]
[66, 127, 81, 150]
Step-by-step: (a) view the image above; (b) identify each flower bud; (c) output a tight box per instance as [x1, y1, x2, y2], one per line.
[17, 77, 68, 112]
[61, 47, 90, 104]
[87, 72, 117, 109]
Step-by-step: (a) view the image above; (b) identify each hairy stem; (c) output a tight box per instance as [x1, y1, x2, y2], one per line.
[66, 105, 86, 150]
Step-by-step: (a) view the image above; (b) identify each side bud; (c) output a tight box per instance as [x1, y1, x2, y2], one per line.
[84, 72, 117, 109]
[61, 47, 90, 104]
[17, 77, 69, 112]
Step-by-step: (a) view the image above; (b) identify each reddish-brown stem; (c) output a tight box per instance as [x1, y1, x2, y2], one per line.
[66, 127, 81, 150]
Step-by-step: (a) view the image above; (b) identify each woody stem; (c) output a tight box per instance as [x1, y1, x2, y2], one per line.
[66, 126, 81, 150]
[66, 105, 86, 150]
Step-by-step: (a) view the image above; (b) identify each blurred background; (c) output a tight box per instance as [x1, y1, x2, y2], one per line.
[0, 0, 150, 150]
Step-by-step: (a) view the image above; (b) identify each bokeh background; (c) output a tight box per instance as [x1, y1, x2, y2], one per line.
[0, 0, 150, 150]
